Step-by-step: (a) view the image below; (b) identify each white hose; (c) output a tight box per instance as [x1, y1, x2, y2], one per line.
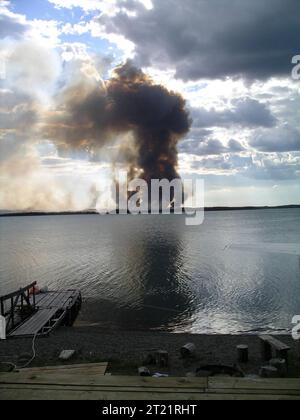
[1, 332, 39, 371]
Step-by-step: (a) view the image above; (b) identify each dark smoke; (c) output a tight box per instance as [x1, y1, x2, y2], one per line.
[47, 61, 191, 183]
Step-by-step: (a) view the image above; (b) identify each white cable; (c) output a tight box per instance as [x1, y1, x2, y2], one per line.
[1, 332, 38, 371]
[17, 332, 38, 369]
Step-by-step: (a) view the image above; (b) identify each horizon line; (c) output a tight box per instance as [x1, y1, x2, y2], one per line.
[0, 204, 299, 217]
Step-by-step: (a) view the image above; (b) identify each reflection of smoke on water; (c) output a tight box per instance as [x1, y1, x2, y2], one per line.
[135, 233, 195, 330]
[79, 217, 196, 331]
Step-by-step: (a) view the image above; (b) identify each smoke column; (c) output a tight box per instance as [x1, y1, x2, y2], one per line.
[47, 61, 191, 185]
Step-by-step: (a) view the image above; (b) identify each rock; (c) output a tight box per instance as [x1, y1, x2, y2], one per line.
[186, 372, 197, 378]
[245, 374, 260, 380]
[59, 350, 76, 361]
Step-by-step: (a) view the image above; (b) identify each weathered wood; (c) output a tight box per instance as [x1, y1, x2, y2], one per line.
[1, 371, 300, 400]
[20, 363, 108, 373]
[1, 387, 299, 400]
[1, 284, 37, 331]
[259, 335, 290, 363]
[0, 379, 300, 400]
[0, 282, 37, 303]
[260, 335, 290, 351]
[8, 290, 81, 338]
[0, 372, 208, 389]
[259, 335, 291, 365]
[208, 377, 300, 392]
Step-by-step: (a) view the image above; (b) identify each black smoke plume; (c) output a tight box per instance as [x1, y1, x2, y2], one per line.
[47, 61, 191, 184]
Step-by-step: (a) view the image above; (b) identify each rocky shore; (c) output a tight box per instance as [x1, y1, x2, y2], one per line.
[0, 327, 299, 377]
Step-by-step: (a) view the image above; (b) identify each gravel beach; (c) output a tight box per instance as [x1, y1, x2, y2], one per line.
[1, 327, 299, 377]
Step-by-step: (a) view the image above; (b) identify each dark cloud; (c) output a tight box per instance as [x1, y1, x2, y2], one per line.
[228, 139, 245, 153]
[250, 126, 300, 152]
[180, 138, 245, 156]
[191, 98, 276, 129]
[180, 138, 226, 156]
[100, 0, 300, 81]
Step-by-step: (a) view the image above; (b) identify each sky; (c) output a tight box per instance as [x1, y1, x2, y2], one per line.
[0, 0, 300, 210]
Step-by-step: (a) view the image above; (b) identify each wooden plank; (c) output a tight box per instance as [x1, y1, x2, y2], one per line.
[32, 291, 75, 310]
[1, 375, 300, 400]
[20, 363, 108, 376]
[209, 377, 300, 392]
[20, 363, 108, 373]
[259, 335, 290, 351]
[0, 383, 208, 395]
[22, 364, 107, 375]
[0, 385, 299, 400]
[2, 372, 299, 400]
[35, 293, 59, 308]
[0, 373, 208, 390]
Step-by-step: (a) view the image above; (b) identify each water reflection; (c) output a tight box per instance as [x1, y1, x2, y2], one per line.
[133, 224, 195, 330]
[79, 216, 196, 330]
[1, 210, 300, 334]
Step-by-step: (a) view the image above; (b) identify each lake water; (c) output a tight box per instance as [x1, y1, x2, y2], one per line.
[0, 209, 300, 334]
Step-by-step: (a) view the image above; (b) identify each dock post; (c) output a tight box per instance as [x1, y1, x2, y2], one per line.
[237, 345, 249, 363]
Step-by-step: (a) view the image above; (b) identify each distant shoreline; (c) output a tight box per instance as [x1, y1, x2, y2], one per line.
[0, 205, 299, 217]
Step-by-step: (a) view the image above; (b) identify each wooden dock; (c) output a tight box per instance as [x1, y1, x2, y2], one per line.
[0, 283, 81, 338]
[0, 366, 299, 400]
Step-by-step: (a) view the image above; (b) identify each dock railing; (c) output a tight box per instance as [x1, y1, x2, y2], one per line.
[0, 282, 37, 332]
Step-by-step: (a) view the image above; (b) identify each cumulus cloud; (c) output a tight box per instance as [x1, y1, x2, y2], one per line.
[0, 0, 299, 209]
[250, 125, 300, 153]
[98, 0, 300, 81]
[191, 154, 253, 173]
[0, 14, 28, 39]
[180, 138, 245, 156]
[191, 98, 276, 129]
[0, 1, 29, 39]
[190, 151, 300, 181]
[228, 139, 245, 153]
[243, 154, 300, 180]
[49, 0, 152, 15]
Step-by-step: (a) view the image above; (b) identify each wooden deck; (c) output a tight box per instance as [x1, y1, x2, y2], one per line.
[31, 291, 80, 310]
[0, 366, 299, 400]
[8, 290, 81, 338]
